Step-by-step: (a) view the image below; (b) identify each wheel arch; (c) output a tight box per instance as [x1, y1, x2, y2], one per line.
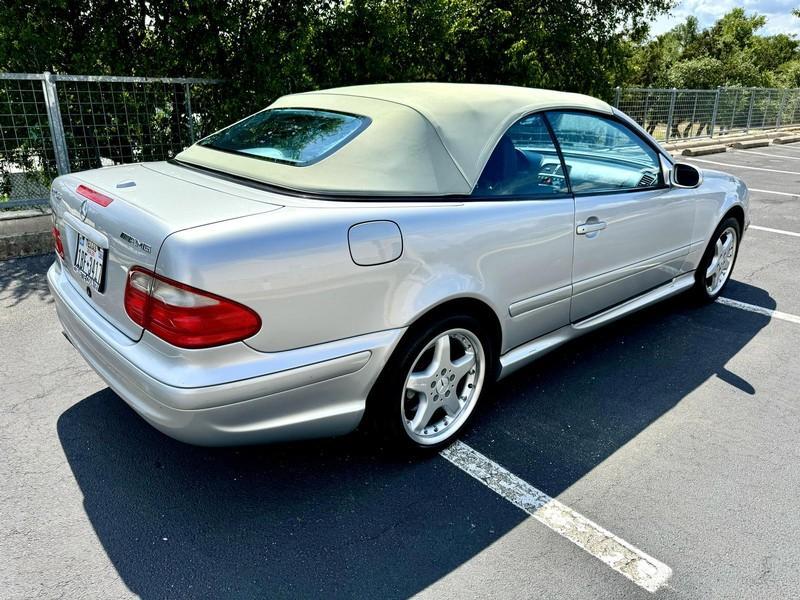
[722, 204, 745, 234]
[399, 296, 503, 375]
[362, 295, 504, 444]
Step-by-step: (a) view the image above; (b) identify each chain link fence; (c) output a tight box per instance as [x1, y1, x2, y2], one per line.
[1, 73, 221, 209]
[4, 76, 800, 210]
[615, 87, 800, 143]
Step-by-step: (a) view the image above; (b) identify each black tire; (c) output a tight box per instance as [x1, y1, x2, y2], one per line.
[692, 216, 741, 303]
[365, 314, 496, 451]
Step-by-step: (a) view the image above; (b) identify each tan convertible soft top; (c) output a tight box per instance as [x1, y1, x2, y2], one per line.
[176, 82, 613, 196]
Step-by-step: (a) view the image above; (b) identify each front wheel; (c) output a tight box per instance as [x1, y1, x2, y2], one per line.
[693, 217, 741, 302]
[366, 315, 494, 450]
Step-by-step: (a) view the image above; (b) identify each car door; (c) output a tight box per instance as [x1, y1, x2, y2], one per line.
[546, 110, 695, 322]
[470, 112, 575, 349]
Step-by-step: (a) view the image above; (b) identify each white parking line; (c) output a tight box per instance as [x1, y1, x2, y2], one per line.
[749, 225, 800, 238]
[440, 441, 673, 593]
[762, 144, 800, 155]
[748, 188, 799, 198]
[686, 157, 800, 175]
[733, 148, 800, 161]
[716, 297, 800, 325]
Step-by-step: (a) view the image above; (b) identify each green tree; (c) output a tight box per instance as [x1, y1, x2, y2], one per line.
[776, 60, 800, 87]
[1, 0, 676, 110]
[628, 8, 800, 88]
[667, 57, 725, 88]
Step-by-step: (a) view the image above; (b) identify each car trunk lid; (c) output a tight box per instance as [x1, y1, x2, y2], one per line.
[51, 162, 282, 340]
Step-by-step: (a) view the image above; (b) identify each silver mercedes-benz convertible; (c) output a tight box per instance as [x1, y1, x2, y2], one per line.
[48, 83, 749, 450]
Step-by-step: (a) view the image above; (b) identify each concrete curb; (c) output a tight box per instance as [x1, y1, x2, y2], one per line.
[681, 145, 728, 157]
[0, 231, 53, 261]
[664, 134, 770, 152]
[0, 209, 52, 234]
[0, 208, 53, 261]
[663, 127, 800, 152]
[773, 136, 800, 145]
[730, 140, 771, 149]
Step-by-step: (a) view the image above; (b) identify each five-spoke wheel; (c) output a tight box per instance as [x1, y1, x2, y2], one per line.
[694, 217, 741, 302]
[366, 315, 493, 450]
[705, 226, 737, 296]
[401, 328, 485, 445]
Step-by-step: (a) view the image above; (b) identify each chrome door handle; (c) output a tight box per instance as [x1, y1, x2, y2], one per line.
[576, 221, 607, 235]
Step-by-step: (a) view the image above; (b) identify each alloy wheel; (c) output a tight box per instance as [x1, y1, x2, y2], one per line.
[705, 226, 738, 296]
[401, 328, 486, 445]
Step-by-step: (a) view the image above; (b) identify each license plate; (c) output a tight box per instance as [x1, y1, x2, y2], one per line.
[74, 234, 106, 291]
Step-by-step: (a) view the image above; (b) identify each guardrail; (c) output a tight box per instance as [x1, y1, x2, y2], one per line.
[0, 72, 221, 209]
[613, 86, 800, 143]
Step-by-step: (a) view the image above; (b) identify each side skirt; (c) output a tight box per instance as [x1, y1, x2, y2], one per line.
[497, 272, 696, 380]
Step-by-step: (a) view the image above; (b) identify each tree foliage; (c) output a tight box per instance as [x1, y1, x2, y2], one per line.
[0, 0, 674, 120]
[2, 3, 800, 113]
[628, 8, 800, 88]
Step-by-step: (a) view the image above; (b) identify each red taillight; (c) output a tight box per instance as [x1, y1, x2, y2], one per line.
[124, 267, 261, 349]
[52, 226, 65, 259]
[76, 184, 114, 207]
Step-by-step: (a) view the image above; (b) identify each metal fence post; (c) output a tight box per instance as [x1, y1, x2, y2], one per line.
[184, 82, 195, 144]
[665, 88, 677, 143]
[762, 90, 771, 128]
[1, 71, 221, 209]
[776, 89, 787, 129]
[41, 71, 70, 175]
[709, 87, 721, 138]
[793, 89, 800, 127]
[745, 88, 755, 133]
[614, 86, 621, 108]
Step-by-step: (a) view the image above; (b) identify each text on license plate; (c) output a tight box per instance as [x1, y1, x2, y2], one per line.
[74, 234, 106, 291]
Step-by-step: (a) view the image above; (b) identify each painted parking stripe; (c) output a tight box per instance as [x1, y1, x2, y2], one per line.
[716, 297, 800, 325]
[440, 441, 673, 593]
[733, 148, 800, 161]
[749, 225, 800, 238]
[761, 143, 800, 154]
[748, 188, 799, 198]
[686, 157, 800, 175]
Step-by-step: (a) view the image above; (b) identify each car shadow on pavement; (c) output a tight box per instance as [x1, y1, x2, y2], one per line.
[462, 282, 775, 497]
[0, 253, 53, 308]
[57, 282, 775, 599]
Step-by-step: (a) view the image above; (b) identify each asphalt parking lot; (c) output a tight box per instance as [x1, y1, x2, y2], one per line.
[2, 144, 800, 599]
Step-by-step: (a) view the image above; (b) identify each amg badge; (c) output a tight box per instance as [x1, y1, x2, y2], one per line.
[120, 232, 152, 254]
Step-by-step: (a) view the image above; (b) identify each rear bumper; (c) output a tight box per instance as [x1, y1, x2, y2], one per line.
[48, 261, 404, 446]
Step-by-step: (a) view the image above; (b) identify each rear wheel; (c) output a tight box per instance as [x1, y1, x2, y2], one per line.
[367, 315, 494, 450]
[693, 217, 740, 302]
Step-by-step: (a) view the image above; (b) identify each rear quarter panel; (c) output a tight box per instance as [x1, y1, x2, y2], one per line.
[156, 198, 575, 353]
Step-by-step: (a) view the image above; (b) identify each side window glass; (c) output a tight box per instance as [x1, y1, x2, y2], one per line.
[547, 111, 662, 194]
[474, 113, 568, 197]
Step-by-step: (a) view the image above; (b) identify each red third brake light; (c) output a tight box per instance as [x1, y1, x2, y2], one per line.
[76, 184, 114, 207]
[124, 267, 261, 349]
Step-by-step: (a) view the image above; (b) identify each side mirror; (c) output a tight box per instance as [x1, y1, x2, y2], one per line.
[671, 163, 702, 189]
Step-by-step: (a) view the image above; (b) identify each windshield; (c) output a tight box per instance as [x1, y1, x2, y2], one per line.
[198, 108, 370, 166]
[548, 112, 656, 168]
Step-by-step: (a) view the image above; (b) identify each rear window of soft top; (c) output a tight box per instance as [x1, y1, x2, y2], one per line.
[198, 108, 370, 166]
